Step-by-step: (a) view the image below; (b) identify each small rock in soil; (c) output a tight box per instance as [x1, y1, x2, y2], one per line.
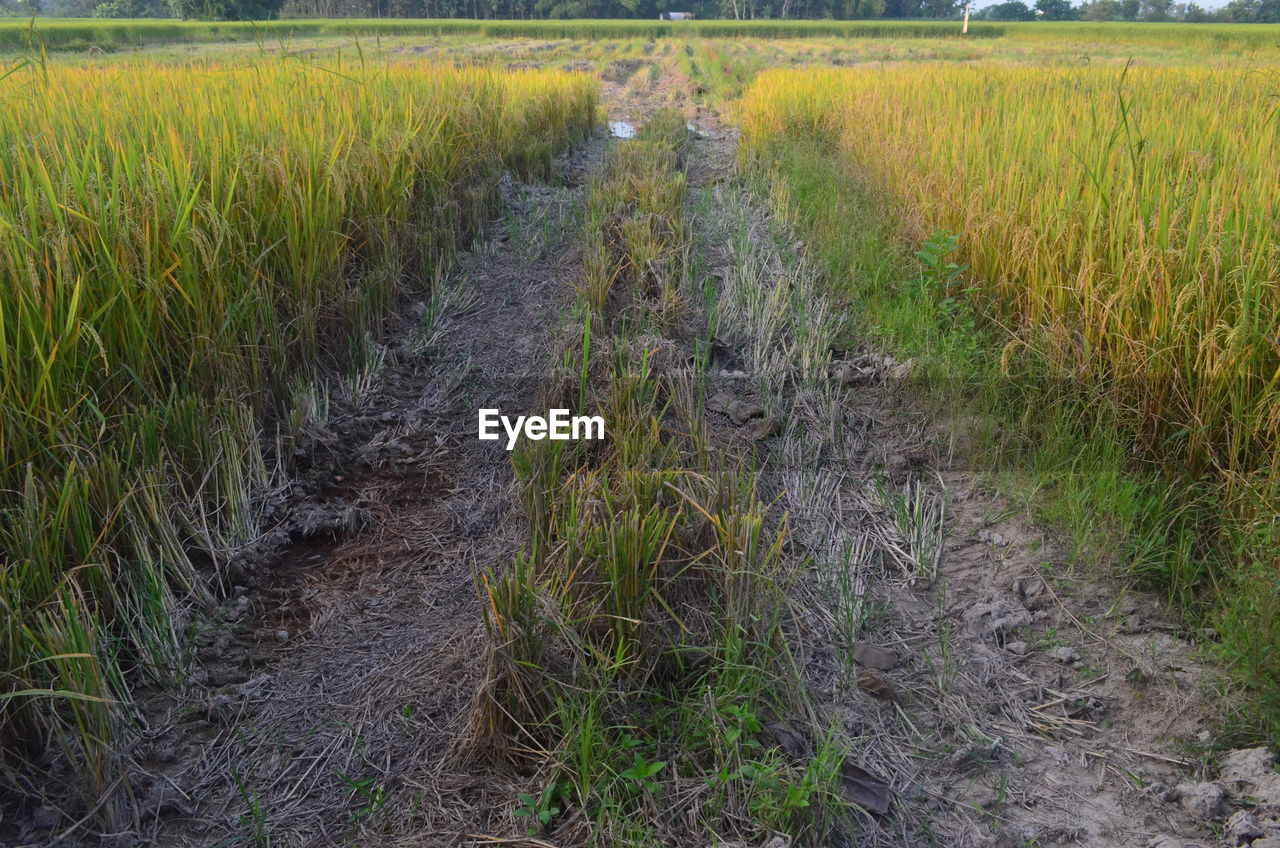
[963, 598, 1032, 641]
[1173, 781, 1226, 819]
[206, 666, 249, 687]
[948, 739, 1002, 770]
[31, 806, 58, 830]
[706, 390, 765, 425]
[205, 693, 237, 725]
[1120, 613, 1149, 634]
[1012, 574, 1048, 610]
[830, 359, 877, 386]
[1220, 747, 1280, 804]
[978, 528, 1009, 547]
[1226, 809, 1265, 845]
[885, 357, 915, 381]
[748, 415, 782, 441]
[1047, 646, 1081, 665]
[1005, 640, 1029, 656]
[852, 641, 900, 670]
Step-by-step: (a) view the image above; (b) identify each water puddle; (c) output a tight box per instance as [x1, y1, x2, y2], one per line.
[608, 120, 636, 139]
[610, 120, 706, 139]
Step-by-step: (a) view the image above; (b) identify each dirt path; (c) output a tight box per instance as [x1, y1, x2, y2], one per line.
[682, 91, 1237, 847]
[36, 62, 1263, 848]
[107, 143, 605, 847]
[589, 55, 1237, 847]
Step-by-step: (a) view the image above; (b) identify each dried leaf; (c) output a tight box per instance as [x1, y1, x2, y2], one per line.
[840, 759, 893, 815]
[857, 670, 898, 701]
[765, 720, 810, 760]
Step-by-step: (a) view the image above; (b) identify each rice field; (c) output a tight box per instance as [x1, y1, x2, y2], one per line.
[0, 55, 594, 812]
[5, 17, 1280, 844]
[742, 63, 1280, 481]
[738, 61, 1280, 724]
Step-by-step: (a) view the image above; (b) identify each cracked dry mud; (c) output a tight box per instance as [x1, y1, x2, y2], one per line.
[30, 63, 1263, 848]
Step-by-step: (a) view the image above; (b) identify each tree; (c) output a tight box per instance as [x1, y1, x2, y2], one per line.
[172, 0, 282, 18]
[94, 0, 166, 15]
[1033, 0, 1075, 16]
[882, 0, 920, 14]
[1079, 0, 1117, 18]
[1219, 0, 1280, 20]
[841, 0, 885, 16]
[984, 0, 1034, 18]
[918, 0, 959, 16]
[1139, 0, 1171, 19]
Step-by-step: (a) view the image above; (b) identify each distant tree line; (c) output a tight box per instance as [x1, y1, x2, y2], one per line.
[1, 0, 283, 18]
[2, 0, 1274, 34]
[978, 0, 1277, 21]
[274, 0, 962, 17]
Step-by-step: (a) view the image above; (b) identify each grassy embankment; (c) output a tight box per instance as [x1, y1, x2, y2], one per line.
[739, 64, 1280, 742]
[0, 57, 594, 822]
[476, 110, 848, 845]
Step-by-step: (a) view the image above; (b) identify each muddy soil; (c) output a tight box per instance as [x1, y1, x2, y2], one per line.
[11, 59, 1268, 848]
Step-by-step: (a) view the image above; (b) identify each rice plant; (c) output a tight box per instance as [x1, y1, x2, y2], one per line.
[738, 60, 1280, 739]
[0, 54, 595, 820]
[742, 61, 1280, 491]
